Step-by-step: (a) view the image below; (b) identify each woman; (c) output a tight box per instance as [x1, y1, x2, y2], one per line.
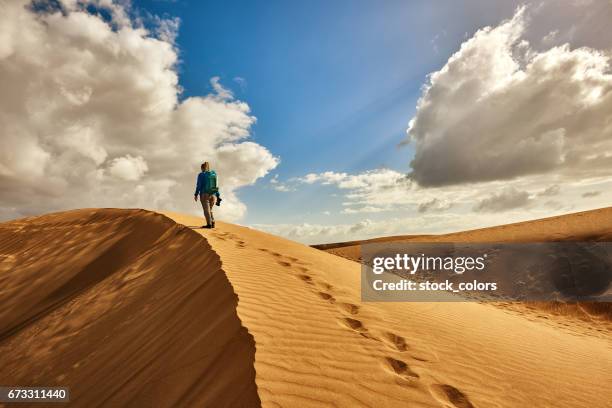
[194, 162, 217, 228]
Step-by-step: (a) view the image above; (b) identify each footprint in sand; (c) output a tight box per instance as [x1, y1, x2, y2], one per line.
[342, 317, 366, 331]
[379, 331, 432, 362]
[384, 357, 420, 379]
[338, 303, 360, 315]
[340, 317, 378, 340]
[318, 291, 336, 303]
[270, 254, 310, 272]
[315, 281, 334, 291]
[382, 332, 408, 352]
[429, 384, 475, 408]
[298, 274, 314, 284]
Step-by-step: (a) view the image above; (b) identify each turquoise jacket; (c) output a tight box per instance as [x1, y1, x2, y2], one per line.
[194, 171, 211, 196]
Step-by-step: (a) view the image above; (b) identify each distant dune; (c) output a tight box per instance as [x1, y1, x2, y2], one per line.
[313, 207, 612, 256]
[313, 207, 612, 324]
[1, 208, 610, 407]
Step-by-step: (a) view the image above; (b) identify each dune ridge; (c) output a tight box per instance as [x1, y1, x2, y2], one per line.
[0, 209, 259, 407]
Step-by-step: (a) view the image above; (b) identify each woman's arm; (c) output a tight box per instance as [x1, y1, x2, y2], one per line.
[194, 173, 203, 197]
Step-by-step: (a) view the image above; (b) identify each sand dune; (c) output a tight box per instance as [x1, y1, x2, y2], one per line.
[313, 207, 612, 260]
[1, 208, 610, 407]
[0, 209, 259, 407]
[166, 210, 611, 408]
[314, 207, 612, 324]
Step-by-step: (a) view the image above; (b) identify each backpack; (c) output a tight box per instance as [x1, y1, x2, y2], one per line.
[204, 170, 218, 194]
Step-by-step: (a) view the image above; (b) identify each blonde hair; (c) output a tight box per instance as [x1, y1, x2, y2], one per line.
[201, 162, 210, 171]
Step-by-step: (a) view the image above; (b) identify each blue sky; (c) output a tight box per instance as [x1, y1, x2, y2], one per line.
[132, 0, 525, 226]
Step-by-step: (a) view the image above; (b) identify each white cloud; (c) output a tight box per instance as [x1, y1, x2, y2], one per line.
[252, 220, 377, 244]
[151, 15, 180, 44]
[474, 187, 531, 212]
[264, 168, 612, 243]
[542, 30, 559, 45]
[417, 198, 453, 213]
[108, 155, 148, 181]
[405, 5, 612, 186]
[253, 208, 564, 245]
[269, 174, 294, 192]
[272, 184, 293, 192]
[342, 206, 386, 214]
[291, 168, 465, 213]
[298, 169, 408, 190]
[0, 0, 278, 221]
[210, 76, 234, 101]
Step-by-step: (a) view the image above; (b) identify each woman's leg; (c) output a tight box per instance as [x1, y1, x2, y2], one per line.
[200, 194, 213, 225]
[208, 195, 216, 224]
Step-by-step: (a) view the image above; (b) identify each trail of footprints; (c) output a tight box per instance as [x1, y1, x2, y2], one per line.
[208, 230, 474, 406]
[212, 231, 247, 249]
[260, 246, 476, 408]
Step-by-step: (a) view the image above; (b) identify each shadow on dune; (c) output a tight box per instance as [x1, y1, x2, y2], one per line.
[0, 209, 260, 407]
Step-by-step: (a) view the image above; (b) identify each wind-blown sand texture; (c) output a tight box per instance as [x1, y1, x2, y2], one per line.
[0, 208, 610, 407]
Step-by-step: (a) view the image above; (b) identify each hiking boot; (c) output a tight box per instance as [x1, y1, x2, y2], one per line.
[211, 221, 215, 228]
[203, 224, 213, 229]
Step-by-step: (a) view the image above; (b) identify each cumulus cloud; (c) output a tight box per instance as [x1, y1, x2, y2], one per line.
[406, 5, 612, 187]
[292, 169, 421, 212]
[474, 187, 531, 212]
[296, 169, 410, 193]
[108, 155, 148, 181]
[289, 168, 472, 214]
[0, 0, 278, 221]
